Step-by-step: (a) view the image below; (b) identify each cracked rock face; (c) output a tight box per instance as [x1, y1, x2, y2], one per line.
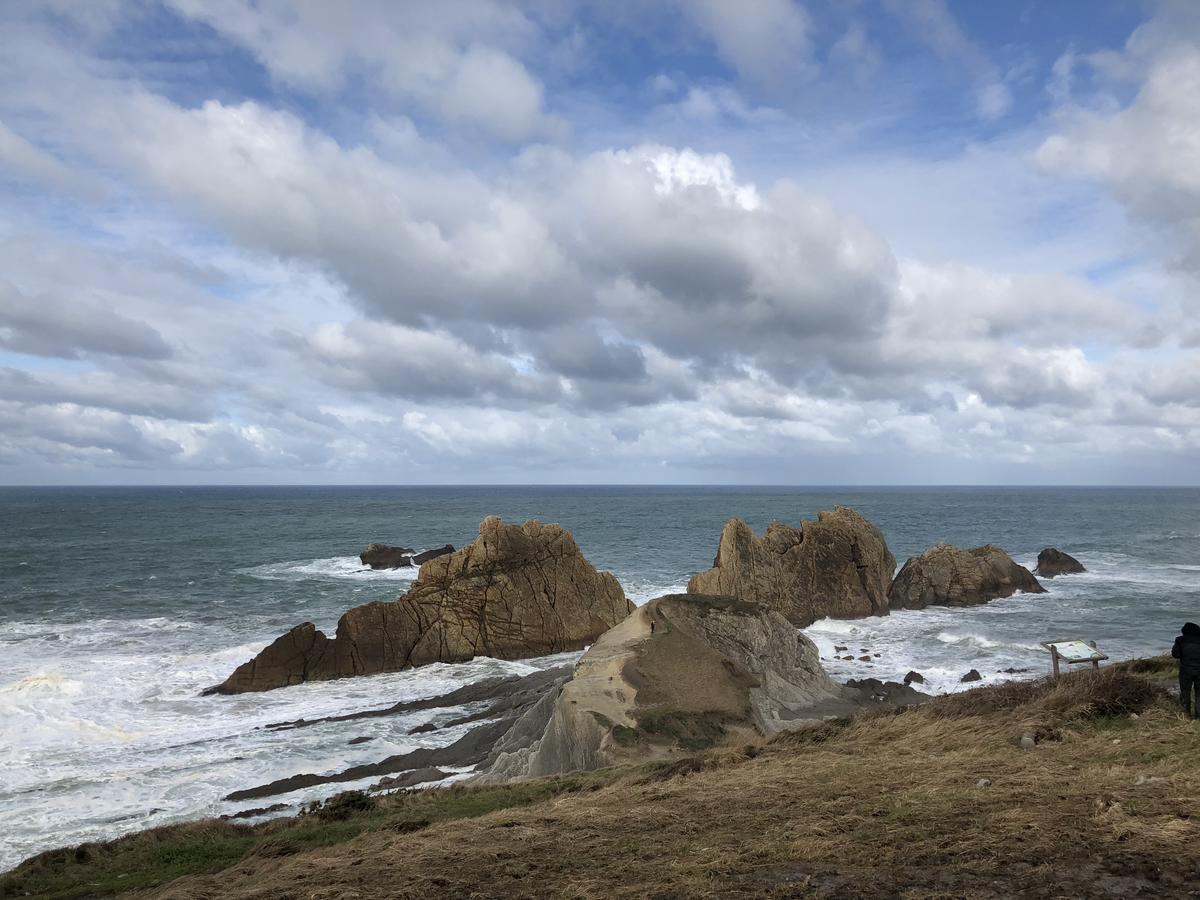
[685, 507, 895, 628]
[210, 517, 633, 694]
[888, 544, 1046, 609]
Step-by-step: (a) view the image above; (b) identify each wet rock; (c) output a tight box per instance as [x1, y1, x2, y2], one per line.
[412, 545, 455, 565]
[903, 670, 925, 685]
[226, 667, 572, 802]
[889, 544, 1046, 610]
[687, 507, 895, 627]
[374, 767, 449, 791]
[834, 645, 848, 652]
[1034, 547, 1086, 578]
[857, 655, 872, 662]
[408, 723, 438, 735]
[359, 543, 415, 569]
[221, 802, 289, 820]
[348, 736, 373, 745]
[961, 669, 983, 683]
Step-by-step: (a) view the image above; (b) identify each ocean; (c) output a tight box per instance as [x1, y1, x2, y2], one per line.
[1, 485, 1197, 871]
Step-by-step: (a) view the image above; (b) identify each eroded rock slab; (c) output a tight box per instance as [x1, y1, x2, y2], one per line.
[888, 544, 1046, 610]
[686, 507, 895, 628]
[211, 517, 632, 694]
[226, 667, 572, 802]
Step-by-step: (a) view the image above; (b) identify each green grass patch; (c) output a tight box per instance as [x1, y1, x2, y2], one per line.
[0, 775, 616, 899]
[636, 709, 727, 751]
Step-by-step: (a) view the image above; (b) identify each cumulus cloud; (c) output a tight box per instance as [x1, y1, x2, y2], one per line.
[0, 1, 1195, 482]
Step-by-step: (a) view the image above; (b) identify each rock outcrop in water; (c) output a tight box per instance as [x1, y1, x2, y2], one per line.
[1034, 547, 1086, 578]
[888, 544, 1045, 610]
[479, 593, 924, 782]
[358, 543, 455, 569]
[685, 507, 895, 627]
[412, 544, 455, 565]
[211, 518, 633, 694]
[359, 543, 415, 569]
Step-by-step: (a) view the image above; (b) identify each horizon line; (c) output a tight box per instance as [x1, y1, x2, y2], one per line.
[2, 482, 1199, 490]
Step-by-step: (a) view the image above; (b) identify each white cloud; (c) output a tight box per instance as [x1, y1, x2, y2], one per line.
[166, 0, 559, 143]
[680, 0, 813, 87]
[1038, 4, 1200, 274]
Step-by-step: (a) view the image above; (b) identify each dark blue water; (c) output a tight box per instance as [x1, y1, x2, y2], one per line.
[1, 486, 1198, 870]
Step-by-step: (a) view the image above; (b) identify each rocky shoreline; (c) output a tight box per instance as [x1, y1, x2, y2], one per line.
[200, 506, 1090, 815]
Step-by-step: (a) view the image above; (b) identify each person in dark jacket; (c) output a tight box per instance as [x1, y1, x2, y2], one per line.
[1172, 622, 1200, 717]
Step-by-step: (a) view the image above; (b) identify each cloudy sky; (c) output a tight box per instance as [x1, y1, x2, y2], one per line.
[1, 0, 1198, 485]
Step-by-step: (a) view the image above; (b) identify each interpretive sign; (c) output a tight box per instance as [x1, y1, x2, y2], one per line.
[1041, 639, 1108, 679]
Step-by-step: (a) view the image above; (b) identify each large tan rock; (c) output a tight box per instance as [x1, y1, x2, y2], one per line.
[480, 594, 854, 781]
[888, 544, 1046, 609]
[211, 517, 633, 694]
[686, 507, 895, 627]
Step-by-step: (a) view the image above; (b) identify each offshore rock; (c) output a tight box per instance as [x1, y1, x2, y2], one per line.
[1034, 547, 1086, 578]
[479, 594, 909, 782]
[211, 518, 632, 694]
[888, 544, 1046, 610]
[412, 544, 455, 565]
[686, 507, 895, 627]
[359, 543, 414, 569]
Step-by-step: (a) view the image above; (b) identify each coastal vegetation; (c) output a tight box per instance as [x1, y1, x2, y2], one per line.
[5, 660, 1197, 899]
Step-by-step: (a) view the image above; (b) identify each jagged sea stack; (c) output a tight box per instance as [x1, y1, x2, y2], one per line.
[686, 506, 895, 627]
[211, 517, 633, 694]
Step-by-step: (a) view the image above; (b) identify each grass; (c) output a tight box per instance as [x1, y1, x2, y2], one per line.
[0, 775, 615, 900]
[4, 663, 1200, 898]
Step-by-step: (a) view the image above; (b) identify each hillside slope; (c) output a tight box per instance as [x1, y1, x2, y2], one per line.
[5, 661, 1198, 899]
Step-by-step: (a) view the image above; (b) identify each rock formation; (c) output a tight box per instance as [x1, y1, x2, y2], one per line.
[1034, 547, 1086, 578]
[686, 507, 895, 628]
[479, 593, 922, 782]
[888, 544, 1046, 610]
[412, 544, 455, 565]
[359, 543, 414, 569]
[211, 518, 633, 694]
[359, 543, 455, 569]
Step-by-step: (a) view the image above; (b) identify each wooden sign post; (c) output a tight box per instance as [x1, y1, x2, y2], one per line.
[1041, 639, 1107, 680]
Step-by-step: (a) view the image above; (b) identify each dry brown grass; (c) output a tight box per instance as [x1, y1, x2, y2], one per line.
[142, 668, 1199, 900]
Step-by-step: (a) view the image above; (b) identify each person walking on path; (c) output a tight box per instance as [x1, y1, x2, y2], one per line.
[1172, 622, 1200, 718]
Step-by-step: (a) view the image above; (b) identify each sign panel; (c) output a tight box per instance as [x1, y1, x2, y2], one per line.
[1047, 640, 1105, 662]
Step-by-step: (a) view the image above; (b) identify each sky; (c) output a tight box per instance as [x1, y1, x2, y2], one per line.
[0, 0, 1198, 486]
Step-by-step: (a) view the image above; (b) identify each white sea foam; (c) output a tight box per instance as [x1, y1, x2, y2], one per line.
[0, 610, 582, 872]
[239, 555, 421, 583]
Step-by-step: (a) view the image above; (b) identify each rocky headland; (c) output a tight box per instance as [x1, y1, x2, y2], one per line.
[210, 517, 633, 694]
[888, 543, 1046, 609]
